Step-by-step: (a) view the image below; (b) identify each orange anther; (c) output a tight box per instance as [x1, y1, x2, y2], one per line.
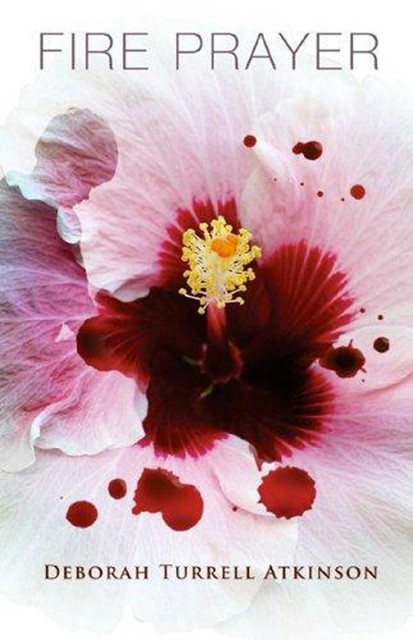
[211, 235, 238, 258]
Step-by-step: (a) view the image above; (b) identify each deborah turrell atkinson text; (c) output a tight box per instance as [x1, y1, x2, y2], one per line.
[44, 564, 379, 581]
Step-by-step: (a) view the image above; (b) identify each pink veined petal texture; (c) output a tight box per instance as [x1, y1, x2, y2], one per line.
[0, 180, 145, 471]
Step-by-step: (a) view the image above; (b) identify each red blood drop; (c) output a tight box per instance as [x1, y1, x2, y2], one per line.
[292, 142, 304, 154]
[350, 184, 366, 199]
[317, 190, 324, 198]
[132, 468, 204, 531]
[378, 314, 384, 320]
[243, 134, 257, 148]
[292, 140, 323, 160]
[258, 466, 316, 519]
[360, 307, 366, 314]
[374, 337, 390, 353]
[319, 342, 365, 378]
[108, 478, 127, 500]
[66, 501, 98, 528]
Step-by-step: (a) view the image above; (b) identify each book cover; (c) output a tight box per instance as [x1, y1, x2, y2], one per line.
[0, 2, 412, 640]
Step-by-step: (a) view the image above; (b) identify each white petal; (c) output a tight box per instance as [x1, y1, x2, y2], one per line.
[0, 444, 297, 632]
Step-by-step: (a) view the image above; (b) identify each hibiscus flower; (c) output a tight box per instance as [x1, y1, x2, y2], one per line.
[0, 64, 412, 637]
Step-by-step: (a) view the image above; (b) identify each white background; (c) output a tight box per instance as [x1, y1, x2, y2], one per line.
[0, 1, 412, 639]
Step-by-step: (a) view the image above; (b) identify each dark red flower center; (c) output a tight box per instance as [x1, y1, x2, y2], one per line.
[77, 199, 354, 463]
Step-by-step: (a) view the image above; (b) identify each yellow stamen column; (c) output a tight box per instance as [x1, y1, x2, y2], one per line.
[179, 216, 262, 382]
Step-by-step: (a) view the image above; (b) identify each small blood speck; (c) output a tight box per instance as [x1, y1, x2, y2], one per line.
[133, 468, 204, 532]
[300, 182, 305, 186]
[232, 506, 238, 512]
[350, 184, 366, 199]
[360, 307, 366, 314]
[66, 501, 98, 528]
[258, 466, 316, 519]
[317, 190, 324, 198]
[108, 478, 127, 500]
[378, 314, 384, 320]
[319, 341, 366, 378]
[374, 337, 390, 353]
[341, 198, 345, 202]
[292, 140, 323, 160]
[243, 135, 257, 148]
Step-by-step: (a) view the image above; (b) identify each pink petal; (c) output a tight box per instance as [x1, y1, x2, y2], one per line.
[0, 181, 143, 471]
[318, 324, 413, 394]
[241, 82, 413, 329]
[32, 108, 118, 208]
[280, 405, 413, 633]
[74, 72, 259, 300]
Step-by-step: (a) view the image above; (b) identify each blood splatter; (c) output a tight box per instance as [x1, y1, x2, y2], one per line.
[317, 190, 324, 198]
[66, 501, 98, 528]
[292, 141, 323, 160]
[319, 341, 366, 378]
[360, 307, 366, 314]
[108, 478, 127, 500]
[258, 466, 316, 519]
[243, 135, 257, 148]
[132, 468, 204, 531]
[374, 337, 390, 353]
[378, 314, 384, 320]
[350, 184, 366, 200]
